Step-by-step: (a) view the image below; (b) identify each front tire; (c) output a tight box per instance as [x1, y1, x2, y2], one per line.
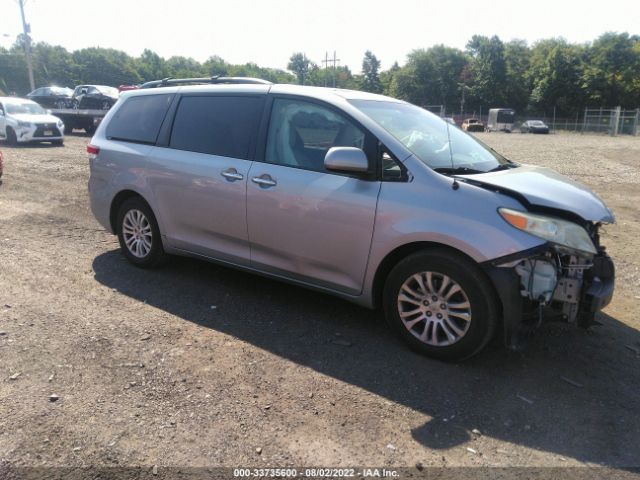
[116, 197, 167, 268]
[383, 249, 499, 361]
[6, 128, 17, 146]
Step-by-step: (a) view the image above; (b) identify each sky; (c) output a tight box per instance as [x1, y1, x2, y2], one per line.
[1, 0, 638, 73]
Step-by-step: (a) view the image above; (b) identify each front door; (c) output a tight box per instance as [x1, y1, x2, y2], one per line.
[247, 98, 380, 294]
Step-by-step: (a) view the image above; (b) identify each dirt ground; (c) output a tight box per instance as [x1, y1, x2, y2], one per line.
[0, 132, 639, 476]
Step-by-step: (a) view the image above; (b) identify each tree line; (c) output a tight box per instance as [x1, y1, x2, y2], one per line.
[1, 32, 638, 117]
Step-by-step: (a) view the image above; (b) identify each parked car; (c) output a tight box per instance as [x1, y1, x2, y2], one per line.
[118, 84, 140, 93]
[443, 116, 456, 126]
[461, 118, 485, 132]
[0, 150, 3, 178]
[88, 80, 615, 361]
[71, 85, 119, 110]
[0, 97, 64, 145]
[521, 120, 550, 134]
[26, 86, 74, 109]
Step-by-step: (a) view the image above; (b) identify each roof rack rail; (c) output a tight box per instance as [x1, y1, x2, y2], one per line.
[139, 76, 273, 89]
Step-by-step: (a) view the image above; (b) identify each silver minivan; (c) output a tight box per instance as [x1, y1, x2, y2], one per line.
[88, 78, 615, 361]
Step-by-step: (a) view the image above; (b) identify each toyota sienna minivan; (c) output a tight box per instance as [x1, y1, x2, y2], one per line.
[88, 77, 615, 361]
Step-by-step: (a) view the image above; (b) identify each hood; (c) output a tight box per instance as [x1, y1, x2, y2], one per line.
[460, 165, 615, 223]
[11, 113, 62, 124]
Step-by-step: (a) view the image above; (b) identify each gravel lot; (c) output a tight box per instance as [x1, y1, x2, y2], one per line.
[0, 132, 639, 475]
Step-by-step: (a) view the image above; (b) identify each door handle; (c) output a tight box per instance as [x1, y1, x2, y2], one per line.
[251, 175, 277, 188]
[221, 168, 244, 181]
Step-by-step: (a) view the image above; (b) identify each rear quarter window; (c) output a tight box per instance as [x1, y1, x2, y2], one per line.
[106, 94, 173, 144]
[169, 96, 264, 159]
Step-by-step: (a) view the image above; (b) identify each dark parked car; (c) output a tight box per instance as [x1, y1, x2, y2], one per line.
[26, 86, 74, 109]
[71, 85, 119, 110]
[520, 120, 550, 134]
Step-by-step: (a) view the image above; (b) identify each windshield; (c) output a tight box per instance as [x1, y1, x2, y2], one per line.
[5, 102, 46, 115]
[530, 120, 545, 126]
[350, 100, 508, 173]
[96, 86, 119, 96]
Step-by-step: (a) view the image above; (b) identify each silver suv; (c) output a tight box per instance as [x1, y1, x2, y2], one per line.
[88, 78, 615, 360]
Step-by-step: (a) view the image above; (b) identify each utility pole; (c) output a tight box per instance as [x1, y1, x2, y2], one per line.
[321, 51, 340, 88]
[323, 52, 328, 87]
[17, 0, 35, 91]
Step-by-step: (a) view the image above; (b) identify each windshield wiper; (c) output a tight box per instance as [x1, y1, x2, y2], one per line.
[434, 166, 485, 175]
[487, 162, 519, 172]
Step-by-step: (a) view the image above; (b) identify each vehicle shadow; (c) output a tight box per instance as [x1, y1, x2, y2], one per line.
[0, 141, 63, 148]
[92, 251, 640, 468]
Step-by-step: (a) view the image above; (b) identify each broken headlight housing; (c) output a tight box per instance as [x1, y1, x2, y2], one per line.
[499, 208, 596, 256]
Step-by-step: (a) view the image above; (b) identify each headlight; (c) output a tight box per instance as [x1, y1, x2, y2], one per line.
[57, 120, 64, 128]
[499, 207, 596, 255]
[17, 121, 32, 128]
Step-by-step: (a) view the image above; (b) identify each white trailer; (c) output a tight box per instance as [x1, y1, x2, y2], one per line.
[487, 108, 516, 132]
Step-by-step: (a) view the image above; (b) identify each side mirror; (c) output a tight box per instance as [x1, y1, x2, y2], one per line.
[0, 110, 4, 117]
[46, 109, 52, 115]
[324, 147, 369, 173]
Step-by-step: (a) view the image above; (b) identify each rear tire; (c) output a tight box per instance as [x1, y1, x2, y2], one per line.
[383, 249, 499, 361]
[116, 197, 167, 268]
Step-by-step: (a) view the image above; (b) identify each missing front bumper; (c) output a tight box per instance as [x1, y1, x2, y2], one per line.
[483, 246, 615, 350]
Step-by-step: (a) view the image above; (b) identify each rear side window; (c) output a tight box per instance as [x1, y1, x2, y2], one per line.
[106, 94, 172, 144]
[169, 96, 264, 159]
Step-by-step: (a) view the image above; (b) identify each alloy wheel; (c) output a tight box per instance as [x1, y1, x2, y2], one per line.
[122, 209, 153, 258]
[397, 271, 472, 346]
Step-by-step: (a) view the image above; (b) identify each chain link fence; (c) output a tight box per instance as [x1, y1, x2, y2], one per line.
[445, 106, 639, 136]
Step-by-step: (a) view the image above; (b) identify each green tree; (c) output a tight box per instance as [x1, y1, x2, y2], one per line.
[202, 55, 230, 76]
[389, 45, 468, 112]
[135, 49, 168, 82]
[582, 32, 640, 107]
[528, 38, 585, 115]
[287, 52, 310, 85]
[361, 50, 382, 93]
[466, 35, 507, 108]
[503, 40, 531, 112]
[166, 56, 205, 79]
[380, 61, 400, 95]
[73, 48, 141, 86]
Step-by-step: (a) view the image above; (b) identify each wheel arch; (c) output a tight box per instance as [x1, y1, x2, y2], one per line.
[371, 241, 501, 313]
[109, 189, 153, 233]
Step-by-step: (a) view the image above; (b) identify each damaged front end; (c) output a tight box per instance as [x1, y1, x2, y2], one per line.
[484, 222, 615, 350]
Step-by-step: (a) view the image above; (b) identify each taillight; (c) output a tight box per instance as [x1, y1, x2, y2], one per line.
[87, 144, 100, 155]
